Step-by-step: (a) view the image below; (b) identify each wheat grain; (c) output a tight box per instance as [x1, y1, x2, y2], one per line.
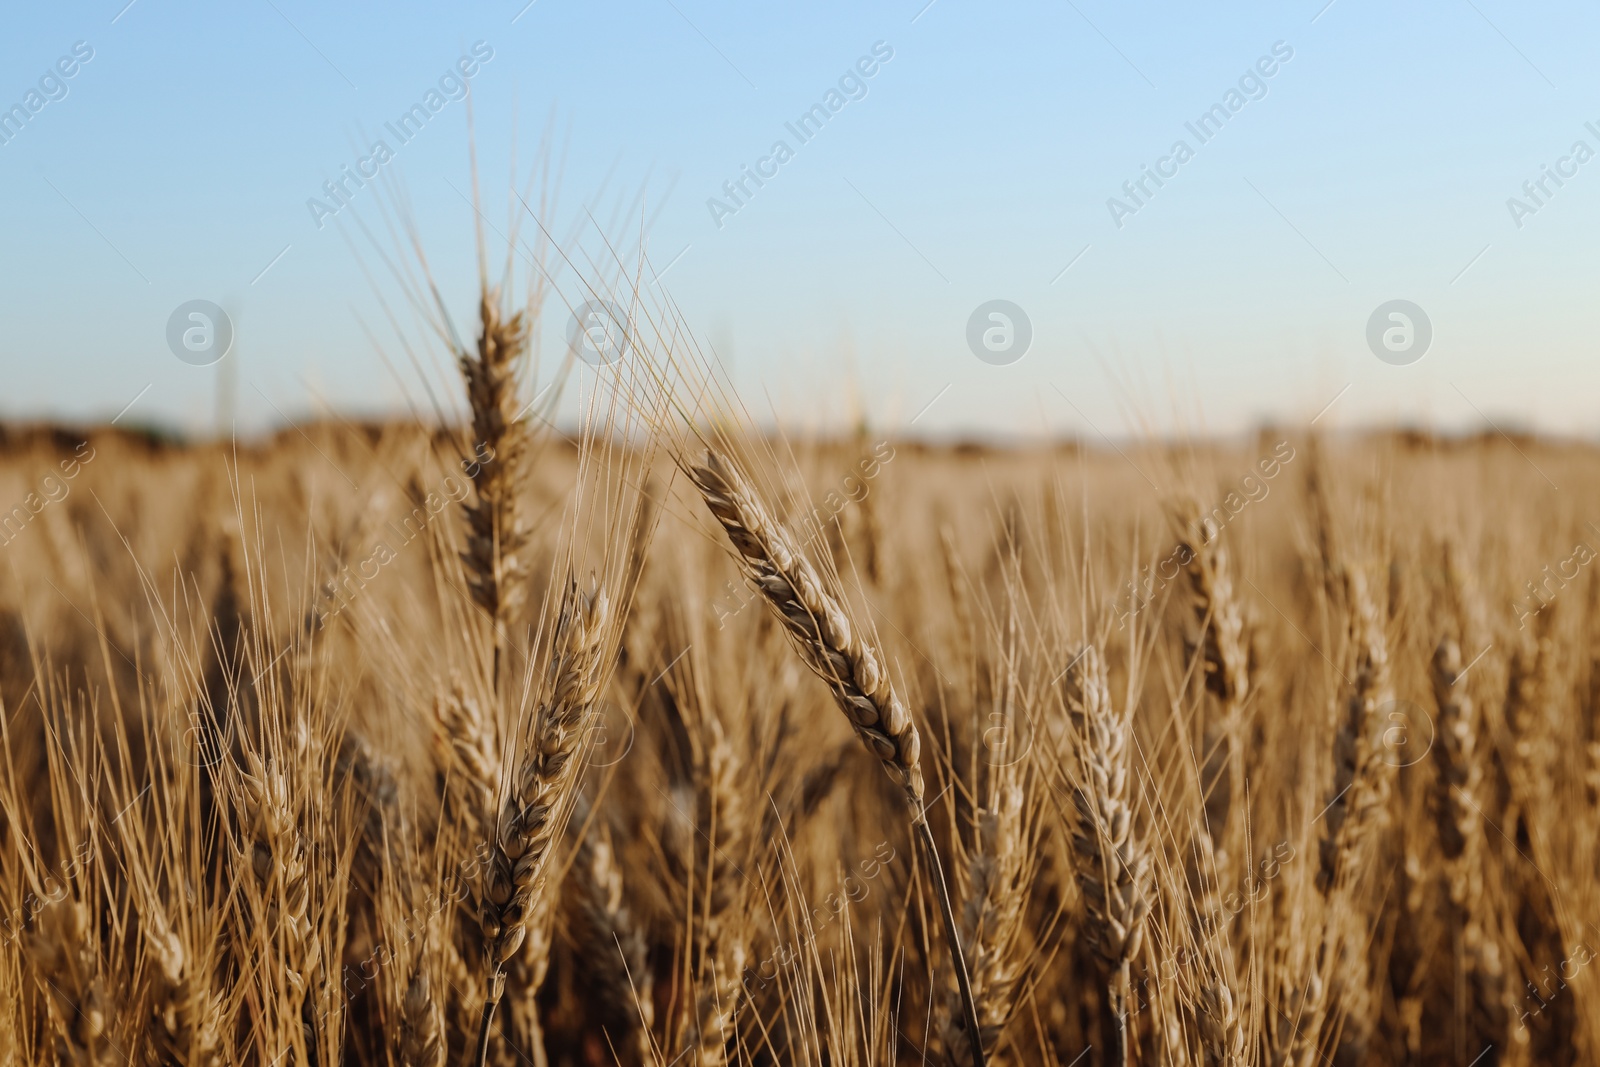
[144, 917, 224, 1067]
[1316, 566, 1393, 896]
[679, 721, 751, 1067]
[474, 578, 612, 1063]
[23, 897, 110, 1066]
[684, 448, 987, 1066]
[688, 451, 923, 804]
[1063, 644, 1150, 1067]
[938, 789, 1027, 1067]
[400, 969, 447, 1067]
[457, 292, 533, 635]
[1169, 496, 1250, 844]
[1430, 638, 1481, 882]
[433, 677, 501, 841]
[571, 808, 654, 1065]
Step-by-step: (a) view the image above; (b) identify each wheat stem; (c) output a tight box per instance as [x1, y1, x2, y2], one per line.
[1063, 645, 1150, 1067]
[685, 448, 985, 1067]
[473, 578, 611, 1066]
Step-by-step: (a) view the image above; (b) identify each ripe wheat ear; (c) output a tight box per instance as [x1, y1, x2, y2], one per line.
[686, 448, 987, 1067]
[473, 578, 612, 1067]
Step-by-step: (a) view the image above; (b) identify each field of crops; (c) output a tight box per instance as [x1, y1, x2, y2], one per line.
[0, 302, 1596, 1066]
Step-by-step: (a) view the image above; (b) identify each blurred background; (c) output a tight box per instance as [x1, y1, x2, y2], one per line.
[0, 0, 1594, 441]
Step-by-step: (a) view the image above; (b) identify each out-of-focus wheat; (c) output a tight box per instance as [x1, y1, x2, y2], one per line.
[5, 403, 1600, 1067]
[1064, 645, 1150, 1067]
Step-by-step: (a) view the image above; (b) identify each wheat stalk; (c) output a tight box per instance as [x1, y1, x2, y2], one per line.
[473, 577, 612, 1066]
[1169, 498, 1251, 1059]
[236, 751, 318, 991]
[1063, 645, 1150, 1067]
[144, 915, 224, 1067]
[684, 955, 745, 1067]
[684, 448, 985, 1067]
[571, 807, 654, 1066]
[501, 894, 555, 1067]
[1287, 565, 1394, 1067]
[1430, 638, 1480, 886]
[433, 677, 501, 843]
[938, 788, 1027, 1067]
[23, 897, 111, 1066]
[688, 452, 921, 801]
[677, 721, 751, 1067]
[1197, 978, 1245, 1067]
[1169, 496, 1250, 845]
[399, 969, 447, 1067]
[1427, 633, 1509, 1061]
[1315, 567, 1393, 896]
[458, 292, 533, 646]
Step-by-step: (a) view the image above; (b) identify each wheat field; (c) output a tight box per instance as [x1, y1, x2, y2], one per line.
[1, 286, 1598, 1067]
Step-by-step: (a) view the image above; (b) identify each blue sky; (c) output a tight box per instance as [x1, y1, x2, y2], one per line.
[1, 0, 1597, 440]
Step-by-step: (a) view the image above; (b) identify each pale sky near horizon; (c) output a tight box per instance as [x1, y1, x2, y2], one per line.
[2, 1, 1598, 441]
